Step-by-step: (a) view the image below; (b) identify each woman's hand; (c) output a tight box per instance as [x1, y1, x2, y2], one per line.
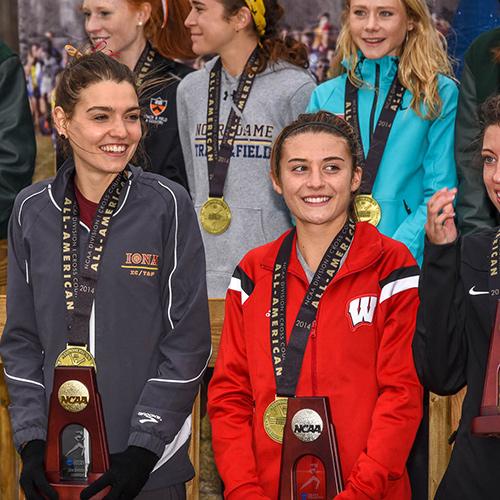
[80, 446, 159, 500]
[425, 188, 458, 245]
[19, 440, 58, 500]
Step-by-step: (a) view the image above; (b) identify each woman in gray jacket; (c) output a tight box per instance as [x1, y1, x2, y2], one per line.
[0, 50, 211, 500]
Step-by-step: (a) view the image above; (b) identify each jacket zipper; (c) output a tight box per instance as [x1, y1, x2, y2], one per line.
[311, 318, 318, 396]
[369, 63, 380, 144]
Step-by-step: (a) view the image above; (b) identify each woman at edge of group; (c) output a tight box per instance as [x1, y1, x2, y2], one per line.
[307, 0, 458, 266]
[0, 51, 211, 500]
[413, 94, 500, 500]
[78, 0, 194, 189]
[208, 111, 423, 499]
[177, 0, 317, 298]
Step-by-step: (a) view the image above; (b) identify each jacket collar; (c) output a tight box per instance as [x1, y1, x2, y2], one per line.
[342, 52, 399, 87]
[261, 222, 384, 284]
[48, 158, 135, 217]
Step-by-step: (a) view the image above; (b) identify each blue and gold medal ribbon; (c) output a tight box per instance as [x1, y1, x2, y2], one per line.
[244, 0, 266, 38]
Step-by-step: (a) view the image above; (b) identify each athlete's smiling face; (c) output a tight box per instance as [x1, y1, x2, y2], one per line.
[349, 0, 414, 59]
[482, 124, 500, 212]
[185, 0, 239, 55]
[83, 0, 148, 57]
[54, 80, 142, 178]
[272, 132, 362, 231]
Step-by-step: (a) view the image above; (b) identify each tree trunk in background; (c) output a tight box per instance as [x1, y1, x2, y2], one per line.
[0, 0, 19, 51]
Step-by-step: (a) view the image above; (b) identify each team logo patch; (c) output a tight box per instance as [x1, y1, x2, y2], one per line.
[121, 252, 159, 277]
[347, 295, 378, 329]
[138, 411, 162, 424]
[149, 97, 168, 116]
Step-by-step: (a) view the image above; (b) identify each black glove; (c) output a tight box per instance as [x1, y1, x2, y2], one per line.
[80, 446, 159, 500]
[19, 440, 58, 500]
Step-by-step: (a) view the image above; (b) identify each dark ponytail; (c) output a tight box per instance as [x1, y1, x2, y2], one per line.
[221, 0, 309, 73]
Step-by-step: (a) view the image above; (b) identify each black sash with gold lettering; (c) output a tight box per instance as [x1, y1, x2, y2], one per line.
[206, 47, 259, 198]
[134, 43, 157, 88]
[344, 72, 405, 194]
[61, 171, 127, 345]
[489, 227, 500, 304]
[270, 219, 355, 397]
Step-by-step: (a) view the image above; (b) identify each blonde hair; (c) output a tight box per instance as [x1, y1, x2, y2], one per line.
[331, 0, 454, 119]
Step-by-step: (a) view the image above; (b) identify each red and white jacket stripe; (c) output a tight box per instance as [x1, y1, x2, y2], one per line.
[208, 222, 423, 500]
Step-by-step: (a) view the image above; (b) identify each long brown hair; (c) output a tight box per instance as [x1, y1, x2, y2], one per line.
[127, 0, 195, 59]
[220, 0, 309, 73]
[331, 0, 454, 119]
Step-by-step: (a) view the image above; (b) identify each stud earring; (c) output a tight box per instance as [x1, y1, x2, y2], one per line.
[138, 21, 143, 27]
[60, 133, 67, 139]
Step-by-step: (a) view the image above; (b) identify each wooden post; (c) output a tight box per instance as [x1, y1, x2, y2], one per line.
[186, 392, 201, 500]
[186, 299, 224, 499]
[0, 294, 22, 500]
[428, 393, 451, 498]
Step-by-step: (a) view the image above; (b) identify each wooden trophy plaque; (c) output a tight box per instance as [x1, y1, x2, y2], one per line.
[278, 397, 343, 499]
[472, 301, 500, 436]
[45, 366, 110, 499]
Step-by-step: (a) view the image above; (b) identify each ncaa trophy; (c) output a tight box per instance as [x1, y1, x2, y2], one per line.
[44, 345, 110, 499]
[472, 302, 500, 436]
[278, 397, 343, 499]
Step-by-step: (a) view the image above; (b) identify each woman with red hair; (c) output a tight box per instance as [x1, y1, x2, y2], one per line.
[82, 0, 194, 189]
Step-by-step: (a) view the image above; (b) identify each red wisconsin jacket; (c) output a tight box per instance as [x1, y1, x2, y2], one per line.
[208, 222, 423, 499]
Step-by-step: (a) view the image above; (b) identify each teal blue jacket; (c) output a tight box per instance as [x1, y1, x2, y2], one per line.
[307, 56, 458, 264]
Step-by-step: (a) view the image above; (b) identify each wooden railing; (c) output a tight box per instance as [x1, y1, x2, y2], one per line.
[0, 294, 466, 499]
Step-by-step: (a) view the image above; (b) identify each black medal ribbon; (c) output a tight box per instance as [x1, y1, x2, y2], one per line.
[489, 227, 500, 311]
[270, 219, 355, 397]
[206, 47, 260, 198]
[61, 171, 127, 345]
[134, 43, 157, 88]
[344, 70, 405, 194]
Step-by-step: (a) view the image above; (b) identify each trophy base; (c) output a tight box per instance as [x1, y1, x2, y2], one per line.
[46, 464, 111, 500]
[48, 473, 110, 499]
[471, 414, 500, 437]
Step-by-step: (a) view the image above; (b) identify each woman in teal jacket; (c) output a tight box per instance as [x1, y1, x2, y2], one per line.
[307, 0, 458, 264]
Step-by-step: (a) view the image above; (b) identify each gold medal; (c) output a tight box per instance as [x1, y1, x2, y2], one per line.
[200, 197, 231, 235]
[55, 344, 96, 369]
[263, 397, 288, 443]
[354, 194, 381, 227]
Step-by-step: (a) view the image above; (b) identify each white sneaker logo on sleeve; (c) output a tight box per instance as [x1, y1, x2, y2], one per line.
[138, 412, 162, 424]
[469, 286, 489, 296]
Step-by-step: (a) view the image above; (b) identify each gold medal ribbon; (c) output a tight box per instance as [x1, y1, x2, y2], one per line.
[244, 0, 266, 38]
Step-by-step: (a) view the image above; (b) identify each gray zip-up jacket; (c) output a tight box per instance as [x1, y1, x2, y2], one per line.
[177, 56, 316, 298]
[0, 161, 211, 490]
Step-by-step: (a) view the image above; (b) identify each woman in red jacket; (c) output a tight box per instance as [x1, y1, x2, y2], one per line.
[208, 110, 423, 499]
